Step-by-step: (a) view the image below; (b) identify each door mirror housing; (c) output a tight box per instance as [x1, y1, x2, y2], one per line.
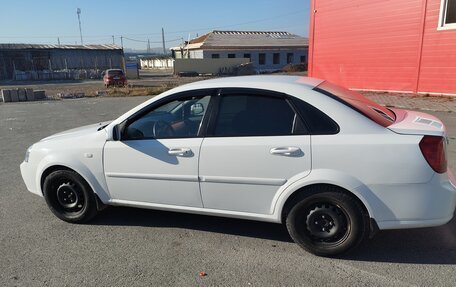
[190, 103, 204, 116]
[112, 124, 121, 141]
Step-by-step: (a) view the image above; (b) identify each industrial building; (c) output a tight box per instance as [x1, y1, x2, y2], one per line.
[0, 44, 124, 80]
[171, 30, 308, 71]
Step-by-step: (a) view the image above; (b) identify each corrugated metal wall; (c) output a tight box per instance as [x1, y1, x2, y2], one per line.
[0, 48, 123, 80]
[309, 0, 456, 95]
[418, 0, 456, 94]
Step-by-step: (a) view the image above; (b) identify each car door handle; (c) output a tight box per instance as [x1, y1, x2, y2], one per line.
[168, 148, 192, 157]
[270, 147, 302, 156]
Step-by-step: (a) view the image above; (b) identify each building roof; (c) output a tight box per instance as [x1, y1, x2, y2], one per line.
[171, 30, 308, 50]
[0, 43, 122, 51]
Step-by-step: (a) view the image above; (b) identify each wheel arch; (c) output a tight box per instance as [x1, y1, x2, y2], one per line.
[272, 170, 379, 225]
[279, 183, 370, 224]
[38, 160, 111, 204]
[40, 165, 73, 193]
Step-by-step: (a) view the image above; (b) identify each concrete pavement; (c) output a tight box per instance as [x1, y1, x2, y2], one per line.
[0, 96, 455, 287]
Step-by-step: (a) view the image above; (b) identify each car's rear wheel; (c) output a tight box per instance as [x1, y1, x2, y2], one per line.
[286, 187, 368, 256]
[43, 170, 98, 223]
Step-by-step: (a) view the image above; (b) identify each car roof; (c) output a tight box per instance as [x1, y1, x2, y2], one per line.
[112, 75, 327, 126]
[175, 75, 324, 92]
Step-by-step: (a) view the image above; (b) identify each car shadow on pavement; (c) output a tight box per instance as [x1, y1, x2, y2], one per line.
[346, 213, 456, 264]
[92, 206, 293, 243]
[93, 207, 456, 264]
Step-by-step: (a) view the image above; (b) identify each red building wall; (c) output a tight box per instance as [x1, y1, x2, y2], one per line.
[308, 0, 456, 95]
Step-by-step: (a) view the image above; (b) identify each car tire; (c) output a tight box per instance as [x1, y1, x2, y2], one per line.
[286, 186, 368, 256]
[43, 169, 98, 223]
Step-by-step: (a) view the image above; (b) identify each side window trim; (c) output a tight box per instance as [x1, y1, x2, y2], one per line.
[120, 89, 217, 140]
[197, 89, 221, 137]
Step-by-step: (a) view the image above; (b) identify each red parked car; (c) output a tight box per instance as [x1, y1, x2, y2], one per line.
[103, 69, 127, 87]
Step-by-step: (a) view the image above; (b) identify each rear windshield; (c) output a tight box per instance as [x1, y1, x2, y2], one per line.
[314, 81, 396, 127]
[108, 70, 124, 76]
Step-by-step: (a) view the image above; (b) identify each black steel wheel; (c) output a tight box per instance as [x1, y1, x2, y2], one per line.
[43, 169, 98, 223]
[286, 187, 368, 256]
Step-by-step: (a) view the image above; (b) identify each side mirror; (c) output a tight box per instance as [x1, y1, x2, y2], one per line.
[190, 103, 204, 116]
[112, 124, 121, 141]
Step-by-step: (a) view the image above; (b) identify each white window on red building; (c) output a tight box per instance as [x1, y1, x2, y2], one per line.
[439, 0, 456, 29]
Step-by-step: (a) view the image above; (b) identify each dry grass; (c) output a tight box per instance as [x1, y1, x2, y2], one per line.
[105, 83, 176, 97]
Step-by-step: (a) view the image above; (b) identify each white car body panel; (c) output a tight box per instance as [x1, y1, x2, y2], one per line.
[20, 123, 112, 202]
[19, 75, 456, 231]
[199, 135, 311, 214]
[104, 138, 204, 207]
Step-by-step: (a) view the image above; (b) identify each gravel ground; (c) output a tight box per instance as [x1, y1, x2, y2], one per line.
[0, 70, 208, 98]
[0, 96, 455, 287]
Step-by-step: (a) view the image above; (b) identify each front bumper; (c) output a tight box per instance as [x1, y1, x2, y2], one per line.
[20, 161, 41, 197]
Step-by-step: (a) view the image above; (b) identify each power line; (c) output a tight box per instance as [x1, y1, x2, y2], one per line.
[122, 36, 181, 44]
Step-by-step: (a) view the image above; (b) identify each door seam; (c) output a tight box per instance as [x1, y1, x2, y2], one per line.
[197, 137, 206, 207]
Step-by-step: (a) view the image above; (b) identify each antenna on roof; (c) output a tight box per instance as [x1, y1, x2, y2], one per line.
[76, 8, 83, 45]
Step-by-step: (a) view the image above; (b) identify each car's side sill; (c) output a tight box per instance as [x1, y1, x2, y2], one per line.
[108, 199, 280, 223]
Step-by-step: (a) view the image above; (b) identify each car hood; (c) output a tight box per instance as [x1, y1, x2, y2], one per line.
[41, 121, 112, 142]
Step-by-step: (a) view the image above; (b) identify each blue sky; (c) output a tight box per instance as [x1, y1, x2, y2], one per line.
[0, 0, 310, 50]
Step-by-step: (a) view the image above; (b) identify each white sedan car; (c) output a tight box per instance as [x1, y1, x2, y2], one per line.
[20, 76, 456, 256]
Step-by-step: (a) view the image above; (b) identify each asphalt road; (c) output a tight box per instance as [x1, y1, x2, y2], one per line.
[1, 96, 455, 287]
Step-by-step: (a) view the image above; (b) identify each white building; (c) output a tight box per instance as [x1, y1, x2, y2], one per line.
[170, 30, 308, 71]
[140, 56, 174, 69]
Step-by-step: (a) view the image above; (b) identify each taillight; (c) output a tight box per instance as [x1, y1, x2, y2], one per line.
[419, 136, 447, 173]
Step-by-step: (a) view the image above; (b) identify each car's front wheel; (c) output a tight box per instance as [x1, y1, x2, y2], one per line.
[43, 169, 98, 223]
[286, 187, 368, 256]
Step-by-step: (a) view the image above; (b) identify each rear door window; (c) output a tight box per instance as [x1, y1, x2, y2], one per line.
[314, 81, 395, 127]
[211, 93, 301, 137]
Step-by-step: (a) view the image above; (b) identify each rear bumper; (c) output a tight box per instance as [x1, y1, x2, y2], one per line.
[105, 80, 126, 85]
[374, 170, 456, 230]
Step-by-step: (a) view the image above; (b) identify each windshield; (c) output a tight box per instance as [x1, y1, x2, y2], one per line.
[108, 70, 124, 76]
[314, 81, 396, 127]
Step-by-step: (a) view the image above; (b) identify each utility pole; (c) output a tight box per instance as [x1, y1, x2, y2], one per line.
[57, 37, 60, 46]
[120, 36, 126, 73]
[112, 35, 115, 45]
[147, 39, 151, 54]
[77, 8, 83, 45]
[162, 27, 166, 55]
[186, 33, 191, 58]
